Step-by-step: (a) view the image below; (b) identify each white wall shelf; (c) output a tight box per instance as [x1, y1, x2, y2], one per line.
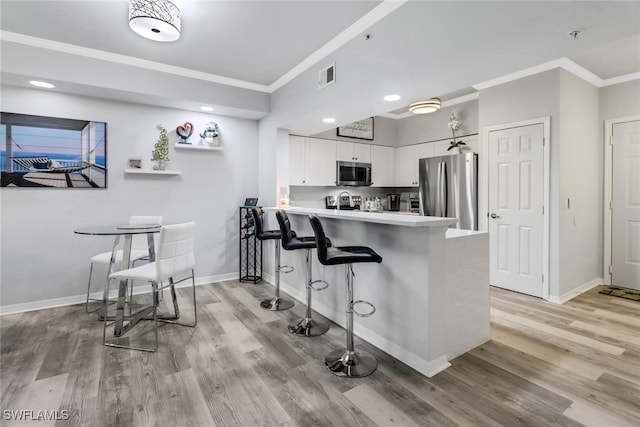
[124, 168, 181, 175]
[174, 143, 222, 151]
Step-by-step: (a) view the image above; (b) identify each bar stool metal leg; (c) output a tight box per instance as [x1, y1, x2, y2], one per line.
[260, 240, 294, 311]
[324, 264, 377, 377]
[288, 249, 330, 336]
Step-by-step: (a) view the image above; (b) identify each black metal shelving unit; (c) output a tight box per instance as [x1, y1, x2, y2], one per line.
[239, 206, 262, 283]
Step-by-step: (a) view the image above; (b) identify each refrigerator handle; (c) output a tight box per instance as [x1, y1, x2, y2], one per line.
[436, 162, 447, 217]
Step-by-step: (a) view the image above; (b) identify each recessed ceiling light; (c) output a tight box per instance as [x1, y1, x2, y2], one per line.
[200, 106, 214, 112]
[29, 80, 55, 89]
[323, 117, 336, 123]
[384, 94, 401, 102]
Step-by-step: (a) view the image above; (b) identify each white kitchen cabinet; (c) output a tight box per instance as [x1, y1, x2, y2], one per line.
[289, 136, 337, 186]
[395, 143, 435, 186]
[370, 145, 395, 187]
[336, 141, 371, 163]
[289, 135, 307, 185]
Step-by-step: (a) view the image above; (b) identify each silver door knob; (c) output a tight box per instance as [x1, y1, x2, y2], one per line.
[490, 213, 500, 219]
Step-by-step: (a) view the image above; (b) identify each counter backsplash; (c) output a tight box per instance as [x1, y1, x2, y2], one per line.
[289, 186, 416, 210]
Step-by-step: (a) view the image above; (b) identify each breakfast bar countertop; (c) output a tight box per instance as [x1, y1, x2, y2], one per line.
[269, 206, 458, 228]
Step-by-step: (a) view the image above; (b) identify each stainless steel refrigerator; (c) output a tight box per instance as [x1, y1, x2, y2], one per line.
[418, 153, 478, 230]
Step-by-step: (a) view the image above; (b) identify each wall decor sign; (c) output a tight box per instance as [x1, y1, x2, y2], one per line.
[337, 117, 374, 140]
[1, 112, 107, 188]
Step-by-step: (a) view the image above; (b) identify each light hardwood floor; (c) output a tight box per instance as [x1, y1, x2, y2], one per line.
[1, 281, 639, 427]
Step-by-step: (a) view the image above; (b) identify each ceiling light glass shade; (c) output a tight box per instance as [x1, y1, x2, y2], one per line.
[409, 98, 441, 114]
[129, 0, 181, 42]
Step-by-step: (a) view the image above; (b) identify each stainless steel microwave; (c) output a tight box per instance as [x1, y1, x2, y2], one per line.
[336, 161, 372, 186]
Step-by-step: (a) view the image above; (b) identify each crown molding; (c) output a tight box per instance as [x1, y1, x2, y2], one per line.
[601, 72, 640, 87]
[1, 30, 272, 93]
[268, 0, 408, 92]
[472, 57, 639, 91]
[0, 1, 408, 96]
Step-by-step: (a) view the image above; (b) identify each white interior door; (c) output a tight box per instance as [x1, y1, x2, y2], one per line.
[611, 120, 640, 290]
[488, 124, 544, 297]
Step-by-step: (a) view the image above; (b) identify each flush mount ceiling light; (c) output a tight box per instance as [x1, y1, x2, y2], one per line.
[129, 0, 181, 42]
[200, 106, 214, 112]
[409, 98, 441, 114]
[323, 117, 336, 123]
[29, 80, 55, 89]
[384, 94, 401, 102]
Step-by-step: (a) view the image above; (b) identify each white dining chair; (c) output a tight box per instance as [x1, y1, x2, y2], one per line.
[103, 222, 197, 352]
[85, 215, 162, 313]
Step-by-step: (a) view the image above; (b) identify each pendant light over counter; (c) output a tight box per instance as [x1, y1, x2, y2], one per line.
[408, 98, 441, 114]
[129, 0, 181, 42]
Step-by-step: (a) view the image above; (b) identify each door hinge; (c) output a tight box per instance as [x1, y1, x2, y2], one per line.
[610, 200, 613, 210]
[609, 265, 613, 274]
[541, 274, 544, 283]
[542, 205, 544, 215]
[609, 135, 614, 145]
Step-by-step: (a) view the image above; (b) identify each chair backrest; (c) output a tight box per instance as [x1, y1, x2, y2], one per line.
[275, 210, 296, 249]
[129, 216, 163, 251]
[308, 215, 329, 265]
[250, 208, 265, 239]
[155, 222, 196, 280]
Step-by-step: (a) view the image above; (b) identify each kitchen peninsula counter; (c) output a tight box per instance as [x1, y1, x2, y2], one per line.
[263, 206, 489, 377]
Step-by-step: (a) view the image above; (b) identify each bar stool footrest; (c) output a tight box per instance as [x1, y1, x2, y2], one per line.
[309, 279, 329, 291]
[324, 348, 377, 378]
[352, 300, 376, 317]
[278, 265, 294, 274]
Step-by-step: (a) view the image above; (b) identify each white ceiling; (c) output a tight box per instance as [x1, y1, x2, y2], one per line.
[1, 1, 639, 131]
[0, 0, 381, 87]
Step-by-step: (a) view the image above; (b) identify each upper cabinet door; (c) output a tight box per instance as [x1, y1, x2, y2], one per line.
[395, 145, 417, 186]
[336, 141, 371, 163]
[289, 135, 307, 185]
[305, 138, 337, 186]
[352, 143, 371, 163]
[371, 145, 395, 187]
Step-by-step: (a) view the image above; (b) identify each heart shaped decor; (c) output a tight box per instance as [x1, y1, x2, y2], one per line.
[176, 122, 194, 140]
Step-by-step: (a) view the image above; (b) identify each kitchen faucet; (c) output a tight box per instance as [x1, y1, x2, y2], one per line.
[337, 190, 351, 210]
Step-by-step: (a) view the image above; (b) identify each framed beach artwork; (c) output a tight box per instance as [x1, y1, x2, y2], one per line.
[337, 117, 374, 140]
[0, 112, 107, 188]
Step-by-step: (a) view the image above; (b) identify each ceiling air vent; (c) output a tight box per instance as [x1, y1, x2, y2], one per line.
[318, 63, 336, 89]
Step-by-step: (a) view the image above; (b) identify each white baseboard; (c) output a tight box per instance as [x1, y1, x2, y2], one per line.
[0, 272, 238, 316]
[547, 278, 603, 304]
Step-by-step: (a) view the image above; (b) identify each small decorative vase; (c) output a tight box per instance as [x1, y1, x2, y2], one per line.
[153, 160, 165, 170]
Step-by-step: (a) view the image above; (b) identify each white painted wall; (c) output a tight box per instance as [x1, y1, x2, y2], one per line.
[311, 116, 398, 147]
[1, 86, 260, 309]
[600, 80, 640, 121]
[478, 70, 563, 297]
[478, 69, 608, 300]
[397, 100, 479, 147]
[557, 70, 601, 296]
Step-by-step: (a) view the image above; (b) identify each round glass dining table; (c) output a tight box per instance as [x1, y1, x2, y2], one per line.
[74, 224, 161, 337]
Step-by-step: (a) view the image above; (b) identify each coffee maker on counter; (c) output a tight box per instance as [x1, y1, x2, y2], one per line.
[386, 193, 400, 211]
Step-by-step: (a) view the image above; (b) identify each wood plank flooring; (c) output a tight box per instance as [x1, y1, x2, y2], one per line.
[1, 282, 639, 427]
